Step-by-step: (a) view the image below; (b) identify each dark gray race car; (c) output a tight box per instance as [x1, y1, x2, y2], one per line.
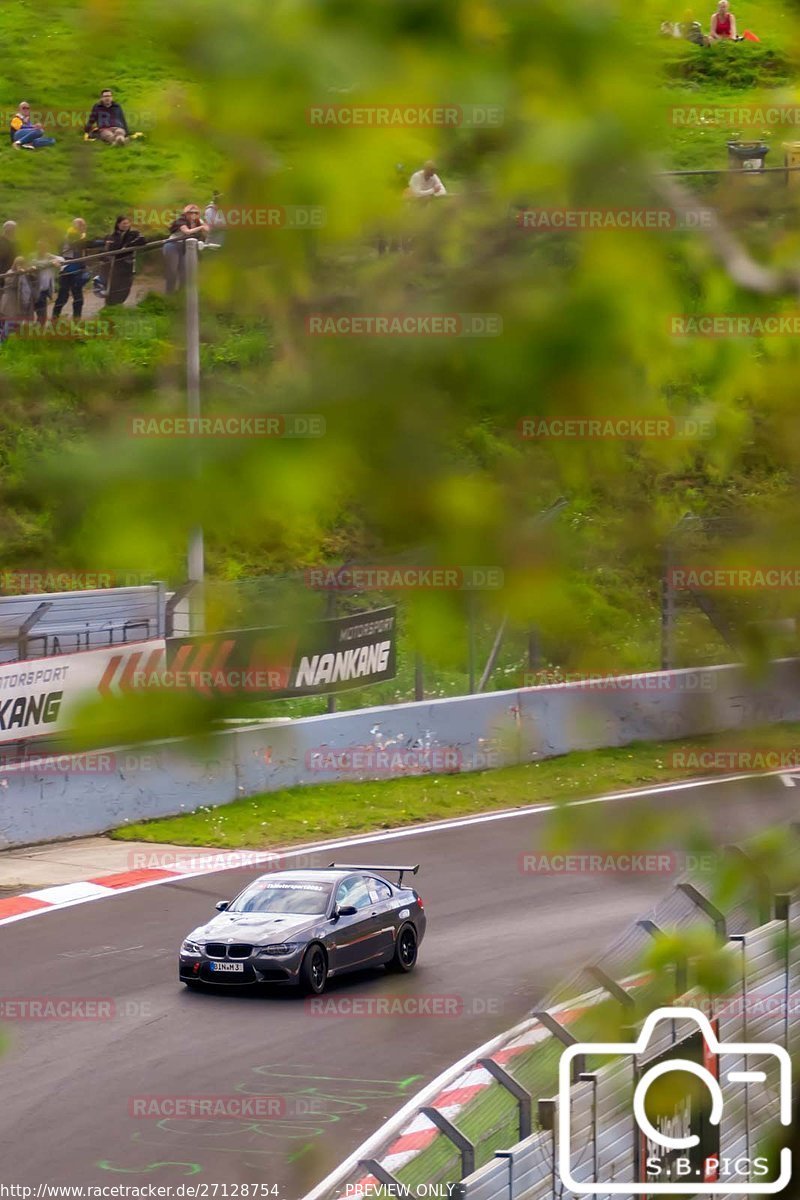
[178, 863, 425, 994]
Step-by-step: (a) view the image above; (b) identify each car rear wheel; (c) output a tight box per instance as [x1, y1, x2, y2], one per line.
[387, 923, 418, 973]
[299, 945, 328, 995]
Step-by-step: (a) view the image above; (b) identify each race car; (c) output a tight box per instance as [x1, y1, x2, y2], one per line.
[179, 863, 425, 994]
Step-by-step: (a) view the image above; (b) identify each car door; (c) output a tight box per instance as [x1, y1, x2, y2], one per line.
[365, 875, 398, 961]
[329, 875, 385, 971]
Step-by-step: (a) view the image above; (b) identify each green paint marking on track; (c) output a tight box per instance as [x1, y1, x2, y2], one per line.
[97, 1161, 203, 1175]
[398, 1075, 424, 1090]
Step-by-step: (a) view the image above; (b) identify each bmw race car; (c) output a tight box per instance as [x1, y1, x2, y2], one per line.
[179, 864, 425, 994]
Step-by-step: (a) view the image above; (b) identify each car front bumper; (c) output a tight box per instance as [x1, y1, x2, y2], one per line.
[179, 946, 306, 986]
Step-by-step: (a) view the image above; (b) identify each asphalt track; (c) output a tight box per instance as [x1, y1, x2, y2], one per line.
[0, 773, 797, 1200]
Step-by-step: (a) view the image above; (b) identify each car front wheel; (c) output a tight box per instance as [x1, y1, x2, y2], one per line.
[299, 945, 328, 995]
[387, 924, 418, 973]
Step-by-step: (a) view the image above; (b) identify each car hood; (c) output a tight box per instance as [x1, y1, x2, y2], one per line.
[187, 911, 322, 945]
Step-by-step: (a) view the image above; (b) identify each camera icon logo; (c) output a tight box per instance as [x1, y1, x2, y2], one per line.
[557, 1006, 792, 1194]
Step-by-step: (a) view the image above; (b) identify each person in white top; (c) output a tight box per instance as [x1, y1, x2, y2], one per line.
[407, 161, 447, 197]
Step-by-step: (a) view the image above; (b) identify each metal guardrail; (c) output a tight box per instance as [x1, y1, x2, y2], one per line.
[307, 841, 800, 1198]
[0, 584, 166, 663]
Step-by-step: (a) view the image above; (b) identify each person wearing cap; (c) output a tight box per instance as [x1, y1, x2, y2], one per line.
[163, 204, 208, 294]
[9, 102, 56, 149]
[407, 160, 447, 198]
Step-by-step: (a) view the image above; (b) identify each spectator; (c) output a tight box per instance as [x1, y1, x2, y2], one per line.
[204, 191, 226, 246]
[0, 257, 35, 324]
[53, 219, 90, 319]
[163, 204, 208, 294]
[103, 215, 146, 306]
[407, 160, 447, 198]
[709, 0, 737, 39]
[84, 89, 129, 145]
[0, 222, 19, 316]
[0, 221, 18, 276]
[10, 102, 56, 149]
[31, 240, 60, 325]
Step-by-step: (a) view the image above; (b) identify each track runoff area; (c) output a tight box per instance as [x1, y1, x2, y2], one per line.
[1, 766, 798, 1197]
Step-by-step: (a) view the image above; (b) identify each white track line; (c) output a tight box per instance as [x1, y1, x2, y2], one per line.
[0, 768, 783, 928]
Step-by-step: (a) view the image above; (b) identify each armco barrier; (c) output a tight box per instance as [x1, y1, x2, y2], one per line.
[307, 854, 800, 1200]
[1, 658, 800, 847]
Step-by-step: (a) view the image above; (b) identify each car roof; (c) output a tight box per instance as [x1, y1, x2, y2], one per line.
[250, 868, 364, 886]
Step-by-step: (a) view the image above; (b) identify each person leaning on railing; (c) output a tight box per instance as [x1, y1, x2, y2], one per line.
[102, 215, 146, 306]
[162, 204, 208, 294]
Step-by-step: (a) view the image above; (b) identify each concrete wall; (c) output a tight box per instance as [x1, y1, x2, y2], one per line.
[2, 658, 799, 848]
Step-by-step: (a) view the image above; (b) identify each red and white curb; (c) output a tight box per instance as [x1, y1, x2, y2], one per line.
[0, 770, 765, 929]
[0, 851, 290, 925]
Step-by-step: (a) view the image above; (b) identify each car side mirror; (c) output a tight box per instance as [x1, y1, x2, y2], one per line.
[334, 904, 358, 918]
[215, 900, 230, 912]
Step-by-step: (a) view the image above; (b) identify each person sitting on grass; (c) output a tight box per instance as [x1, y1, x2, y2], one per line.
[709, 0, 736, 40]
[84, 88, 130, 145]
[9, 102, 56, 149]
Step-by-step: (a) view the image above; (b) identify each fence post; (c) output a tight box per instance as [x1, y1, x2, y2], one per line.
[326, 591, 337, 713]
[661, 540, 675, 670]
[17, 601, 52, 661]
[165, 582, 196, 639]
[775, 894, 791, 1051]
[676, 882, 727, 940]
[477, 1057, 532, 1139]
[467, 591, 477, 694]
[534, 1010, 586, 1080]
[418, 1106, 474, 1178]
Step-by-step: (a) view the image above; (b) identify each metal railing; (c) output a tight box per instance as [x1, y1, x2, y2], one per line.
[307, 836, 800, 1198]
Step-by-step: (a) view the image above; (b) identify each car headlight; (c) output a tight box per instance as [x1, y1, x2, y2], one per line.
[181, 940, 202, 955]
[258, 944, 300, 956]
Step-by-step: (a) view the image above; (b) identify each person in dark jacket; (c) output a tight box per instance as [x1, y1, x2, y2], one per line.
[84, 89, 129, 145]
[52, 219, 90, 318]
[103, 215, 146, 306]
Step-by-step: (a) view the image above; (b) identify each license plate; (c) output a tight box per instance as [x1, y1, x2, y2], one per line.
[210, 961, 244, 972]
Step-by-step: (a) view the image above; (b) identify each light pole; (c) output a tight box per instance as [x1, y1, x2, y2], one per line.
[185, 237, 204, 633]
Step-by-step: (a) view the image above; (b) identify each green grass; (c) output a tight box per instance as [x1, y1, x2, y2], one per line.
[111, 718, 800, 846]
[1, 0, 220, 234]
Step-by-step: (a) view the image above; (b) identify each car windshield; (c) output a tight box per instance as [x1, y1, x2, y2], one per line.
[229, 880, 332, 915]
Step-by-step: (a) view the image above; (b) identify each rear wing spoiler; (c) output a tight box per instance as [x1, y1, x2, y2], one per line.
[329, 863, 419, 887]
